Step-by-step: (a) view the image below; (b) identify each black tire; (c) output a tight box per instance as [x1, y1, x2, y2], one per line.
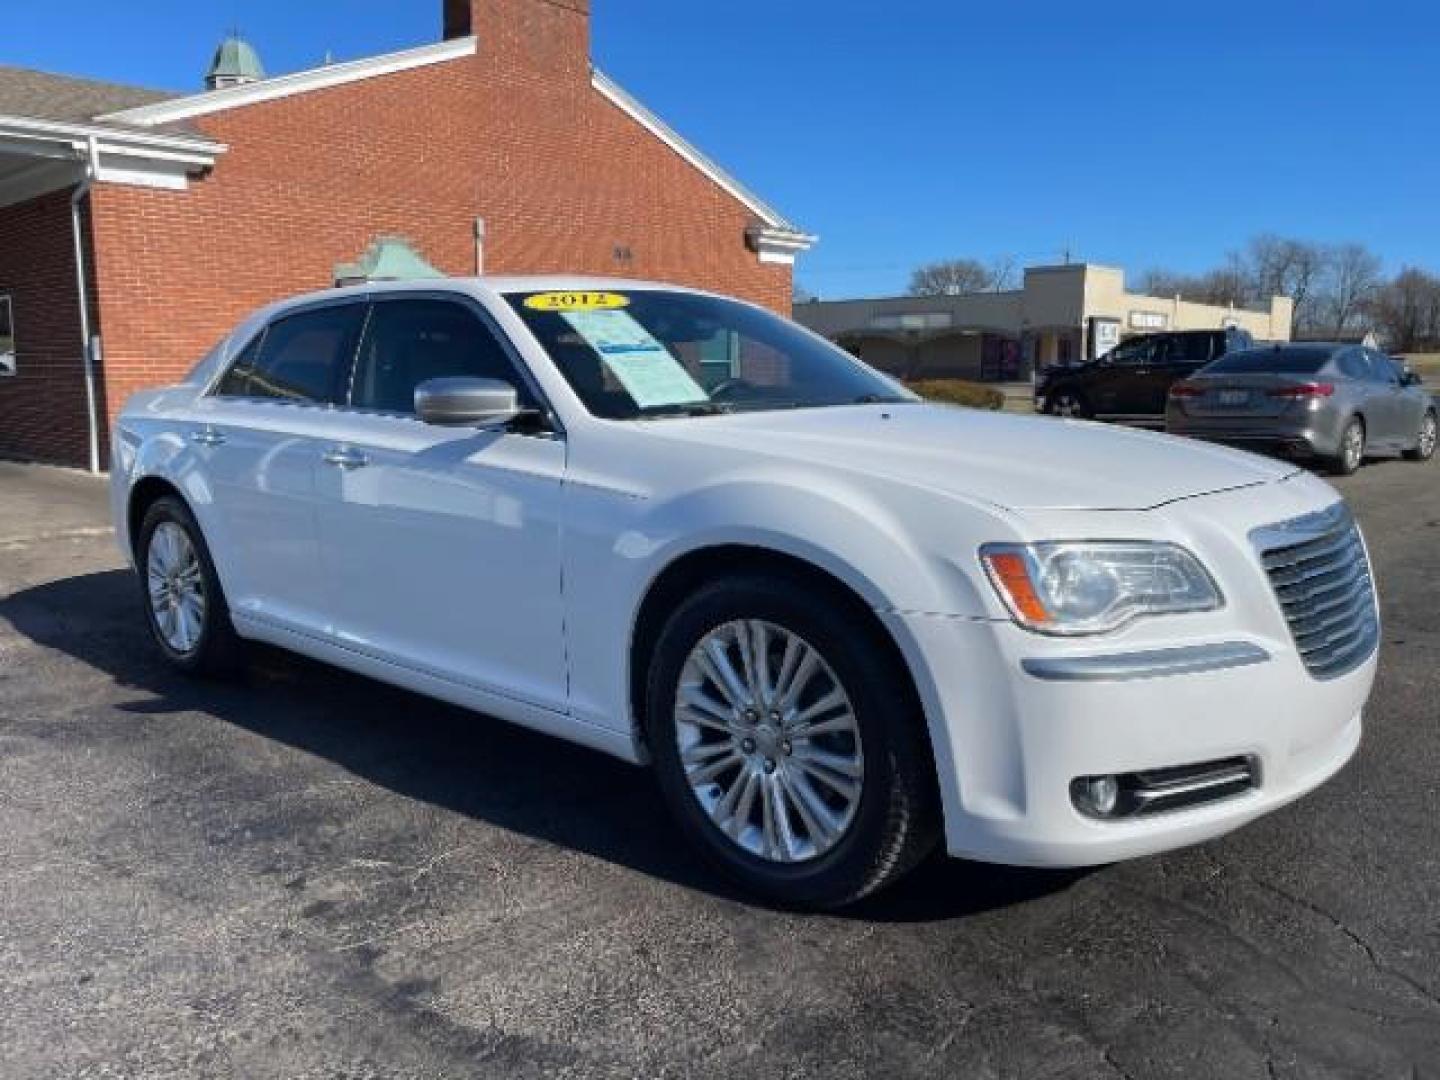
[136, 495, 243, 677]
[1045, 389, 1090, 419]
[1403, 410, 1437, 462]
[645, 572, 939, 909]
[1326, 417, 1365, 476]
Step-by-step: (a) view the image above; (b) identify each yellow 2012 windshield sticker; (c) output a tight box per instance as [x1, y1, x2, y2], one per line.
[523, 291, 631, 312]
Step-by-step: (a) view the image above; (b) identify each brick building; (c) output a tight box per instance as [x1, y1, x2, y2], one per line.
[0, 0, 814, 468]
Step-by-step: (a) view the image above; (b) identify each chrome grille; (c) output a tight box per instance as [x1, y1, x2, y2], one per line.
[1252, 503, 1378, 680]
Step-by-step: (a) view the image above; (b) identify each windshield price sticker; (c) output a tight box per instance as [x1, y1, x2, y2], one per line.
[560, 309, 709, 409]
[523, 291, 631, 313]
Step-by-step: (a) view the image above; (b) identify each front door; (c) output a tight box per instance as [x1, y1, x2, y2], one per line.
[312, 295, 568, 712]
[192, 300, 368, 635]
[1090, 334, 1158, 418]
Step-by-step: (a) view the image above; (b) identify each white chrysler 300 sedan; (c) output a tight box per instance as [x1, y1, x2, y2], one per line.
[111, 278, 1378, 908]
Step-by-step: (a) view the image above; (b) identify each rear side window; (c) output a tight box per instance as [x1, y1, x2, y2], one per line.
[1161, 335, 1214, 365]
[217, 304, 366, 404]
[1206, 347, 1333, 375]
[1337, 350, 1371, 380]
[349, 299, 532, 415]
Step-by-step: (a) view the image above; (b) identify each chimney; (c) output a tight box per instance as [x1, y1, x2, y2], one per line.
[444, 0, 591, 79]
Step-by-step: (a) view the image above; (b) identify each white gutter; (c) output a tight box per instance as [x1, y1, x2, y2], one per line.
[71, 135, 101, 475]
[0, 113, 225, 158]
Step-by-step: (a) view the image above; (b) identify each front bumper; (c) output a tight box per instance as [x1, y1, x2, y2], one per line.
[889, 611, 1369, 867]
[881, 474, 1376, 868]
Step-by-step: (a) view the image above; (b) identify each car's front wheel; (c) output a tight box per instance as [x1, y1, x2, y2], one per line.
[646, 573, 939, 909]
[1045, 390, 1090, 419]
[1404, 410, 1437, 462]
[137, 495, 242, 676]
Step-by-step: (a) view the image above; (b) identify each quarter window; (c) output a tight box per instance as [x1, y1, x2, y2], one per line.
[218, 304, 366, 404]
[349, 299, 530, 415]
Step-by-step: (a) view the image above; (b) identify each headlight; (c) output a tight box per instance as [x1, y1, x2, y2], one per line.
[980, 542, 1222, 635]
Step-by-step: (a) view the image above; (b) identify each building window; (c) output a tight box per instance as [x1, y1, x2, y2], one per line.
[0, 295, 14, 377]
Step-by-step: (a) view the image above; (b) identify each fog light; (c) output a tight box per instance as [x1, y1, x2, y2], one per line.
[1074, 775, 1120, 818]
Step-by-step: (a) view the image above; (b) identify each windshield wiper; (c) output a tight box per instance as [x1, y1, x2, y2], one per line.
[852, 393, 914, 405]
[636, 402, 735, 420]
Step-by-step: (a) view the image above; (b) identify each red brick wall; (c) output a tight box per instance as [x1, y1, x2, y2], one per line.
[81, 0, 793, 465]
[0, 189, 101, 465]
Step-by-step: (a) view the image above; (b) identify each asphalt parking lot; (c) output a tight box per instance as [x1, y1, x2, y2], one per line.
[1, 455, 1437, 1079]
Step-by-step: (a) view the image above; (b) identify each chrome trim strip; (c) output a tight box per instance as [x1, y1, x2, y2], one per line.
[1022, 641, 1271, 682]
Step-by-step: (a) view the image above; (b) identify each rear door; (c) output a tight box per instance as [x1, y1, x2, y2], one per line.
[190, 301, 367, 634]
[1135, 333, 1216, 419]
[311, 294, 569, 712]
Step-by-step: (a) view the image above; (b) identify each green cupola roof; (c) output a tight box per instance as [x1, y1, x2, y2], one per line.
[205, 35, 265, 90]
[334, 237, 446, 287]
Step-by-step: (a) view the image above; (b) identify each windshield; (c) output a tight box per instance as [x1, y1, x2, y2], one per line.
[505, 289, 913, 419]
[1205, 347, 1332, 375]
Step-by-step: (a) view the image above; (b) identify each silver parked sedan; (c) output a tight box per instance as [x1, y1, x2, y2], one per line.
[1166, 343, 1437, 475]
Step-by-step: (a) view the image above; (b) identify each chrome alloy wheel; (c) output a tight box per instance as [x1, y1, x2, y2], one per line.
[1420, 413, 1437, 458]
[1049, 393, 1082, 418]
[146, 522, 207, 655]
[1343, 421, 1365, 472]
[674, 620, 864, 864]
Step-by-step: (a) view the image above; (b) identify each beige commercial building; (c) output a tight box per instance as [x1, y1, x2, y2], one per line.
[795, 263, 1294, 382]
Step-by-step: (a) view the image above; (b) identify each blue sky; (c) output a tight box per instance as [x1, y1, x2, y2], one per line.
[7, 1, 1435, 298]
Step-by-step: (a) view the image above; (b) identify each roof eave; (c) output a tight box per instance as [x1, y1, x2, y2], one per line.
[591, 68, 812, 245]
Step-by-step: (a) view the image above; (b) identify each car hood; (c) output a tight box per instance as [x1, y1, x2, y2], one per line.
[633, 403, 1300, 511]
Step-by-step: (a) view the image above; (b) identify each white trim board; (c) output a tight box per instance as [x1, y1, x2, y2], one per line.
[101, 36, 479, 127]
[591, 68, 813, 248]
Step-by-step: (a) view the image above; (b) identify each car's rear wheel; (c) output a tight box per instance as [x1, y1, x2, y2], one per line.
[137, 496, 242, 676]
[1046, 390, 1090, 419]
[646, 573, 939, 909]
[1404, 410, 1437, 462]
[1327, 417, 1366, 475]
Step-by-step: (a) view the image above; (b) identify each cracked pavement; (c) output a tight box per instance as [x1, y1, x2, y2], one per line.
[0, 457, 1437, 1078]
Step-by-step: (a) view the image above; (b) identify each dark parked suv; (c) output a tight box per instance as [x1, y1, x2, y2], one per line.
[1035, 328, 1254, 425]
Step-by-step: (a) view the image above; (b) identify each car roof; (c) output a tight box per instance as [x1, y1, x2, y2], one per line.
[261, 275, 716, 316]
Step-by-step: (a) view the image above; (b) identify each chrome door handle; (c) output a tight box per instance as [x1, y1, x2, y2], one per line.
[323, 447, 369, 470]
[190, 427, 226, 447]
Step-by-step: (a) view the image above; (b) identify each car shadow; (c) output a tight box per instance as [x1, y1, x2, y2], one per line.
[0, 568, 1085, 923]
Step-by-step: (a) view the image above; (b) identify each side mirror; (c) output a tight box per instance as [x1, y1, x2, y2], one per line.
[1402, 370, 1423, 388]
[415, 377, 523, 427]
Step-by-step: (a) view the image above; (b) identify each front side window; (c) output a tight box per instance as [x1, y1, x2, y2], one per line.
[0, 294, 15, 377]
[1365, 350, 1400, 384]
[506, 290, 910, 419]
[218, 304, 366, 404]
[350, 299, 532, 415]
[1107, 337, 1156, 366]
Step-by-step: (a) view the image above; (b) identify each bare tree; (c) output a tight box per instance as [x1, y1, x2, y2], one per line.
[1247, 235, 1328, 329]
[1136, 268, 1192, 298]
[908, 259, 993, 297]
[1318, 243, 1381, 331]
[987, 255, 1020, 292]
[1367, 267, 1440, 351]
[1136, 261, 1247, 307]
